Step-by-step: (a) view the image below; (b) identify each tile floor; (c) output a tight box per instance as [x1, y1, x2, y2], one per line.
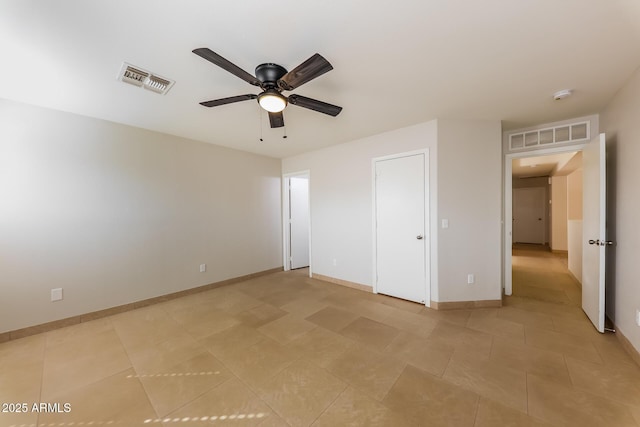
[1, 247, 640, 426]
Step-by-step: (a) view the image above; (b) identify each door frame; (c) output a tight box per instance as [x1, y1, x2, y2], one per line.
[504, 144, 586, 295]
[282, 170, 312, 276]
[372, 149, 431, 306]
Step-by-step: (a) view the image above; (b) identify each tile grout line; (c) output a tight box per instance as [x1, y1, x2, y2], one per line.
[158, 375, 236, 421]
[376, 360, 409, 404]
[437, 325, 458, 379]
[110, 323, 162, 422]
[470, 394, 481, 427]
[36, 334, 47, 427]
[525, 369, 529, 416]
[205, 337, 299, 426]
[39, 319, 132, 400]
[307, 381, 350, 427]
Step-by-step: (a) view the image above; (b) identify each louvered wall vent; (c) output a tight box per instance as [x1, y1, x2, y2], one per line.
[508, 121, 590, 151]
[117, 63, 174, 95]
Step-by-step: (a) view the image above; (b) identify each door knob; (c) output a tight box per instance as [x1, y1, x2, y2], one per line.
[416, 235, 424, 240]
[589, 239, 614, 246]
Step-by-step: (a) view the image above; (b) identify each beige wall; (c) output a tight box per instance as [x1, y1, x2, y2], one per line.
[436, 119, 502, 302]
[567, 169, 583, 220]
[566, 169, 583, 280]
[282, 118, 502, 304]
[567, 220, 582, 283]
[600, 66, 640, 354]
[0, 99, 282, 333]
[282, 120, 439, 296]
[550, 176, 568, 251]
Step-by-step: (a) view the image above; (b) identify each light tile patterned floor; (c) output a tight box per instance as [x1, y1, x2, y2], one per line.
[1, 246, 639, 426]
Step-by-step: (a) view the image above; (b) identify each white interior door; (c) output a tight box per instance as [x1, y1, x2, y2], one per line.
[375, 153, 427, 303]
[289, 176, 309, 269]
[582, 133, 607, 333]
[513, 187, 545, 244]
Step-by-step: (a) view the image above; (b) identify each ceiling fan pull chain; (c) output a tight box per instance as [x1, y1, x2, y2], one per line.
[259, 106, 264, 142]
[283, 124, 287, 139]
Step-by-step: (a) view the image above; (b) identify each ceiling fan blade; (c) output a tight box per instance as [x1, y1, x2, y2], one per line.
[193, 48, 260, 87]
[288, 94, 342, 117]
[278, 53, 333, 91]
[199, 94, 257, 107]
[268, 111, 285, 128]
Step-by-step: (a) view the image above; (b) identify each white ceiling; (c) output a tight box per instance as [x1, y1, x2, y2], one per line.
[1, 1, 639, 159]
[512, 152, 581, 179]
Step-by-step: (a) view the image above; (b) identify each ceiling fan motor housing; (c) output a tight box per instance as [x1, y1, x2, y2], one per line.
[255, 63, 287, 88]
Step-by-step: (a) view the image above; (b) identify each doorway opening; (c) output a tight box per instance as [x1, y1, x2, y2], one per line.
[505, 128, 608, 333]
[282, 171, 311, 275]
[505, 144, 586, 297]
[508, 150, 583, 304]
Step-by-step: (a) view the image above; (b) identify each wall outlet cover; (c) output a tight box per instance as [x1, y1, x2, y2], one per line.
[51, 288, 63, 302]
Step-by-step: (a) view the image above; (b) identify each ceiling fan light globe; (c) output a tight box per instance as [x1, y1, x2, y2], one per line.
[258, 92, 287, 113]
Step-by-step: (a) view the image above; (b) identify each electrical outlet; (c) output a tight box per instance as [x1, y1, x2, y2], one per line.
[332, 258, 337, 266]
[199, 264, 206, 273]
[636, 309, 640, 327]
[51, 288, 63, 302]
[467, 274, 475, 284]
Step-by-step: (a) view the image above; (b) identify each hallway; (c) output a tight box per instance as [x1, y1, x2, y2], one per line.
[511, 244, 581, 306]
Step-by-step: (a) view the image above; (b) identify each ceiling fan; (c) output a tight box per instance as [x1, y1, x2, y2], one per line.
[192, 48, 342, 128]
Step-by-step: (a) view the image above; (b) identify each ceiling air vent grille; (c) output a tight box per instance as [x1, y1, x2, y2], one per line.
[118, 62, 174, 95]
[144, 75, 172, 94]
[122, 65, 148, 86]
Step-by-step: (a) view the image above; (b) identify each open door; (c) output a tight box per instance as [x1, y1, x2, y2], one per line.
[289, 176, 310, 269]
[582, 133, 607, 333]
